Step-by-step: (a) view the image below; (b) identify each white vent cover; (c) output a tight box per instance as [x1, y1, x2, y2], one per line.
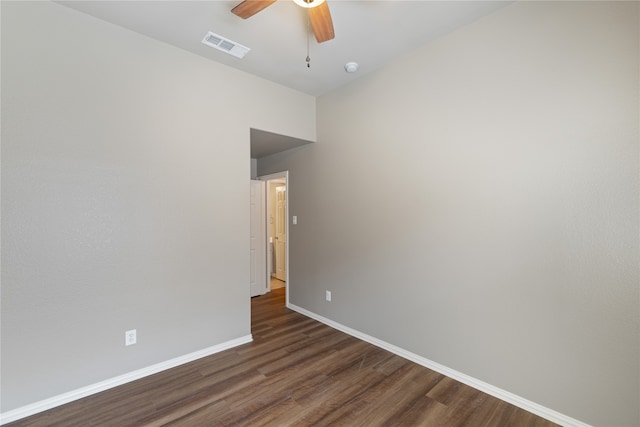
[202, 32, 250, 59]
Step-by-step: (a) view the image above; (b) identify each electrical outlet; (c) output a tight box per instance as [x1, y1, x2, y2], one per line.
[125, 329, 137, 346]
[325, 291, 332, 302]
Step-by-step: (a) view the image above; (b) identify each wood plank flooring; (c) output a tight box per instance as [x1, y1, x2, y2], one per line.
[7, 288, 558, 426]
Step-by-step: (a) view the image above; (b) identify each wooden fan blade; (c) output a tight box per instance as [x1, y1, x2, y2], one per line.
[231, 0, 277, 19]
[309, 1, 334, 43]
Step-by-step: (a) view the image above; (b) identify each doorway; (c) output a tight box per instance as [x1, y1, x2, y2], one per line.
[271, 181, 287, 282]
[259, 171, 289, 306]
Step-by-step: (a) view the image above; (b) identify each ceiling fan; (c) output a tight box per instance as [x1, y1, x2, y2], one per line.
[231, 0, 335, 43]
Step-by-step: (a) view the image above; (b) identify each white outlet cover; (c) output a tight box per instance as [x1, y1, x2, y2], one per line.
[125, 329, 137, 346]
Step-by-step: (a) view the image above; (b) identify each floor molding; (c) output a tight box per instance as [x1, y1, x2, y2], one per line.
[0, 335, 253, 425]
[288, 303, 590, 427]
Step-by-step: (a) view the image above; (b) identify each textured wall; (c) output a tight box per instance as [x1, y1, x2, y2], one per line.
[1, 0, 315, 412]
[259, 2, 639, 425]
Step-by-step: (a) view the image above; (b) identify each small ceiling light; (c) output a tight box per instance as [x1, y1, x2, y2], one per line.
[293, 0, 326, 8]
[344, 62, 359, 73]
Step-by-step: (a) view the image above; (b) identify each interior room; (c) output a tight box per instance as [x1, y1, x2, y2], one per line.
[1, 1, 638, 426]
[267, 178, 287, 290]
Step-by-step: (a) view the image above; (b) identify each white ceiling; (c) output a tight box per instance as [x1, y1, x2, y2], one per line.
[56, 0, 511, 158]
[250, 128, 313, 158]
[57, 0, 511, 97]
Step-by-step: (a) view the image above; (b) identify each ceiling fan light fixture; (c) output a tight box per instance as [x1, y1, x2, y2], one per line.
[292, 0, 326, 9]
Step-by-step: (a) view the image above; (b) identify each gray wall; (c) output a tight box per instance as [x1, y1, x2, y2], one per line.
[259, 1, 639, 426]
[1, 1, 315, 412]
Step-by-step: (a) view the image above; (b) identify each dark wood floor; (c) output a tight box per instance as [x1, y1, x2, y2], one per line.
[8, 288, 558, 426]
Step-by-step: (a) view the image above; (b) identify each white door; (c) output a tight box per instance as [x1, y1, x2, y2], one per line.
[274, 185, 287, 282]
[250, 180, 267, 297]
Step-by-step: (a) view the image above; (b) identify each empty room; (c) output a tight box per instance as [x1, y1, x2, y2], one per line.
[1, 1, 638, 426]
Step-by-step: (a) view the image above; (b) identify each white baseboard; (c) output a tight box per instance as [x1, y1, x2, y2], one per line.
[0, 335, 253, 425]
[288, 303, 591, 427]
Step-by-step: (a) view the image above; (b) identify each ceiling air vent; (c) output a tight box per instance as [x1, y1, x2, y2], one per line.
[201, 31, 250, 59]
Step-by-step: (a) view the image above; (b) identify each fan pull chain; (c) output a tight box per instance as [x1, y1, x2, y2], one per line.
[306, 8, 311, 68]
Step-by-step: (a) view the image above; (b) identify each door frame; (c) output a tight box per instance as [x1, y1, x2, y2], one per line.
[258, 171, 289, 307]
